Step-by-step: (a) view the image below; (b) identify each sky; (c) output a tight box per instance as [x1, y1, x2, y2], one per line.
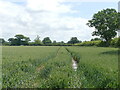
[0, 0, 119, 42]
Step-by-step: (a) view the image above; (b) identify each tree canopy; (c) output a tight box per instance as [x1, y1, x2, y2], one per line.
[0, 38, 5, 43]
[91, 38, 101, 41]
[67, 37, 80, 44]
[87, 8, 119, 45]
[8, 34, 30, 46]
[42, 37, 52, 45]
[0, 38, 5, 45]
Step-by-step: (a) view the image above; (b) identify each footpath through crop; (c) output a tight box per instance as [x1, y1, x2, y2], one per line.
[32, 47, 82, 88]
[2, 46, 118, 88]
[66, 46, 119, 88]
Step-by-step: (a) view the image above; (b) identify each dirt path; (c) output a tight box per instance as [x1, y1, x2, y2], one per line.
[65, 47, 82, 88]
[36, 46, 61, 72]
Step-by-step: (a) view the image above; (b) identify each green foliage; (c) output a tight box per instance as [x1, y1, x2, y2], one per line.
[118, 12, 120, 30]
[87, 8, 118, 45]
[42, 37, 52, 46]
[8, 34, 30, 46]
[75, 40, 102, 46]
[75, 38, 120, 47]
[91, 38, 101, 41]
[0, 38, 5, 45]
[0, 38, 5, 43]
[52, 41, 66, 46]
[110, 37, 120, 47]
[67, 37, 80, 44]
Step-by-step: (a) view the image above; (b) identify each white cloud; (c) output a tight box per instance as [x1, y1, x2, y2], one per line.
[27, 0, 58, 11]
[0, 0, 95, 42]
[61, 0, 119, 2]
[26, 0, 76, 14]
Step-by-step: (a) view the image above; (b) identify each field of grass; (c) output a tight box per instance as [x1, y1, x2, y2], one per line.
[66, 47, 119, 88]
[2, 46, 119, 88]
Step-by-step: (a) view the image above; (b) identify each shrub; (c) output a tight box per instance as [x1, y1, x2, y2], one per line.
[75, 40, 102, 46]
[97, 41, 108, 47]
[110, 38, 120, 47]
[75, 38, 120, 47]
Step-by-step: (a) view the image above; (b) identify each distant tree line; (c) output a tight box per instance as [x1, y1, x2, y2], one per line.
[0, 8, 119, 47]
[0, 34, 82, 46]
[1, 35, 119, 47]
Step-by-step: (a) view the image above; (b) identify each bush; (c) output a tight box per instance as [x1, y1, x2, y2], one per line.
[75, 38, 120, 48]
[110, 38, 120, 47]
[97, 41, 108, 47]
[75, 40, 102, 46]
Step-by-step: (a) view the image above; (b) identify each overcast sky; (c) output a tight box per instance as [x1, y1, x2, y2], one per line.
[0, 0, 119, 42]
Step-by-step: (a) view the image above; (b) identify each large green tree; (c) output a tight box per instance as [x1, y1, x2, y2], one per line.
[42, 37, 52, 45]
[0, 38, 5, 43]
[0, 38, 5, 45]
[67, 37, 80, 44]
[8, 34, 30, 45]
[87, 8, 119, 46]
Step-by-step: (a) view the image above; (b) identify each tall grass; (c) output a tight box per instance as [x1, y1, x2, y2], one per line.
[31, 47, 81, 88]
[67, 46, 118, 88]
[2, 46, 81, 88]
[2, 46, 118, 88]
[2, 46, 60, 88]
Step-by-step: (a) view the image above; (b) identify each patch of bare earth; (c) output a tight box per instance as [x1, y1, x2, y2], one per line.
[36, 65, 44, 72]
